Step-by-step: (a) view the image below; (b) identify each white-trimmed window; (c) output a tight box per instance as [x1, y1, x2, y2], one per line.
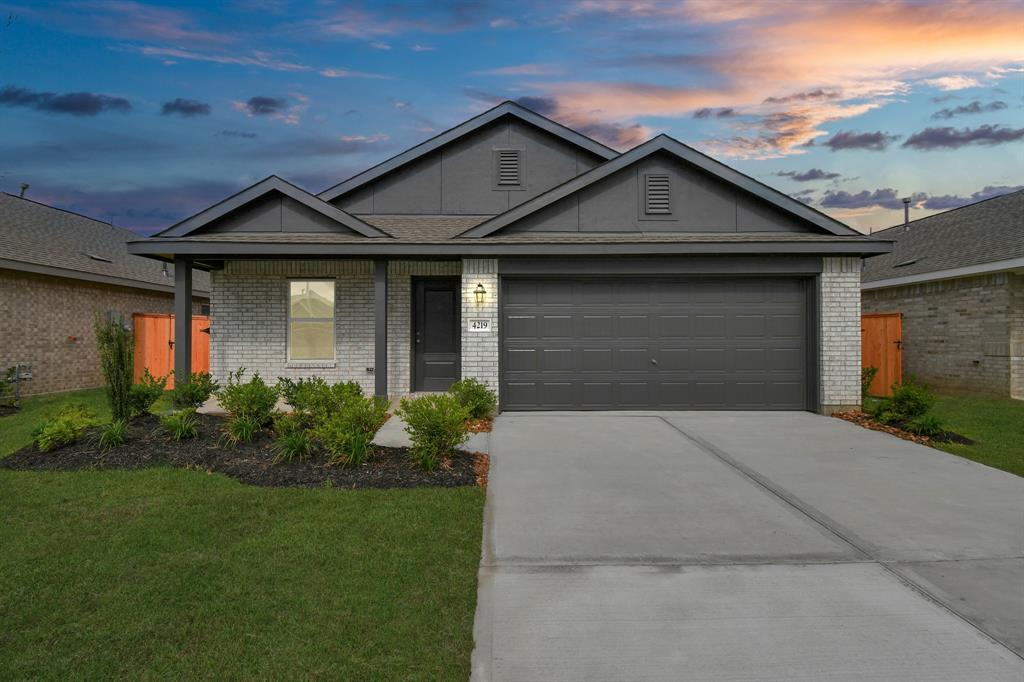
[288, 280, 335, 361]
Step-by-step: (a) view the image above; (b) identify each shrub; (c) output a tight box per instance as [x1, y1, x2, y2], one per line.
[0, 367, 15, 407]
[315, 394, 389, 466]
[875, 381, 934, 425]
[272, 430, 316, 464]
[448, 378, 497, 419]
[272, 411, 310, 437]
[908, 414, 944, 437]
[398, 394, 469, 471]
[94, 313, 134, 422]
[96, 419, 129, 451]
[170, 371, 219, 409]
[861, 366, 878, 402]
[33, 406, 97, 452]
[162, 409, 199, 440]
[220, 415, 263, 448]
[129, 369, 168, 418]
[217, 368, 278, 425]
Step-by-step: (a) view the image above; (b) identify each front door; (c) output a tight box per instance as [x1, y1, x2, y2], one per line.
[413, 278, 460, 391]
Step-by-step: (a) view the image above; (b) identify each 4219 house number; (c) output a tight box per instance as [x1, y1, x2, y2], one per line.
[468, 318, 491, 332]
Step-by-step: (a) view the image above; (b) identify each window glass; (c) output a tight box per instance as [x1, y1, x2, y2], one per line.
[289, 281, 334, 360]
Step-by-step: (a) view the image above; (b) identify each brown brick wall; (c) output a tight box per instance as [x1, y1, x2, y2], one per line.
[0, 269, 204, 396]
[862, 272, 1018, 397]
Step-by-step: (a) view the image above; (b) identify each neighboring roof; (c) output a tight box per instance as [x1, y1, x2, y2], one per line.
[862, 189, 1024, 287]
[461, 134, 862, 239]
[0, 192, 209, 295]
[317, 101, 619, 202]
[156, 175, 389, 239]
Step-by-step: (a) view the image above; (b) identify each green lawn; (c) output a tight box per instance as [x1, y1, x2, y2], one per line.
[0, 391, 485, 680]
[929, 394, 1024, 478]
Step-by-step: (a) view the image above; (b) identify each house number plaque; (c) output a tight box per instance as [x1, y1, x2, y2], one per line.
[468, 319, 491, 332]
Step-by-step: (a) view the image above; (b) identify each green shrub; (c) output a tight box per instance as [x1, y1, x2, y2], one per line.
[448, 378, 497, 419]
[32, 406, 97, 452]
[908, 414, 944, 437]
[96, 419, 129, 451]
[272, 430, 316, 464]
[315, 394, 389, 466]
[0, 366, 15, 407]
[129, 369, 167, 418]
[170, 371, 219, 409]
[861, 366, 878, 402]
[875, 381, 934, 424]
[217, 368, 278, 425]
[398, 394, 470, 471]
[220, 415, 263, 448]
[272, 411, 310, 437]
[94, 313, 134, 422]
[162, 409, 199, 440]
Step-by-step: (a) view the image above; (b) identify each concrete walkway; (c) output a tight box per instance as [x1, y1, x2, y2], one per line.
[471, 412, 1024, 681]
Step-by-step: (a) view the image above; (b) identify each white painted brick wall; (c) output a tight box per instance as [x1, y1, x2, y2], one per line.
[820, 256, 862, 412]
[461, 258, 499, 398]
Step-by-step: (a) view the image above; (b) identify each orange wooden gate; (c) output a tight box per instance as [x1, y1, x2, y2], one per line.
[133, 314, 210, 389]
[861, 313, 902, 397]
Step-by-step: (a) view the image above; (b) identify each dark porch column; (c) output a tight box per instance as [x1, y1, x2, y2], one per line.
[174, 258, 193, 387]
[374, 259, 388, 397]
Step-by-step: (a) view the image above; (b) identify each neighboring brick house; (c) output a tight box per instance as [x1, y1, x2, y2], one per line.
[0, 193, 209, 396]
[128, 101, 889, 414]
[862, 189, 1024, 399]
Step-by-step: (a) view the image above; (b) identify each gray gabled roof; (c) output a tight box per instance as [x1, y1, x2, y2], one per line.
[461, 134, 862, 238]
[316, 101, 619, 202]
[156, 175, 389, 239]
[862, 189, 1024, 284]
[0, 192, 209, 294]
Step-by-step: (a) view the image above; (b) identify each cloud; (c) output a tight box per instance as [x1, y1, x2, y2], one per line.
[160, 98, 210, 117]
[125, 45, 390, 79]
[319, 67, 392, 79]
[370, 41, 391, 50]
[216, 130, 257, 138]
[0, 85, 131, 116]
[16, 0, 226, 45]
[820, 188, 908, 210]
[231, 94, 308, 124]
[410, 43, 435, 52]
[241, 96, 287, 116]
[920, 184, 1024, 210]
[775, 168, 842, 182]
[762, 89, 841, 105]
[902, 124, 1024, 150]
[931, 100, 1008, 119]
[693, 107, 737, 119]
[823, 130, 901, 151]
[506, 94, 649, 148]
[489, 17, 518, 28]
[473, 63, 561, 76]
[922, 75, 982, 91]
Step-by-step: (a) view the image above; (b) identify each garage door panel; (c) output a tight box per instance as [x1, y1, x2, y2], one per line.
[501, 277, 807, 411]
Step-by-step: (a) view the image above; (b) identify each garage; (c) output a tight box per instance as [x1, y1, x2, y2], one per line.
[500, 277, 812, 411]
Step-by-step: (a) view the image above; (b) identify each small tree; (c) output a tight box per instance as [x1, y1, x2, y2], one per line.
[94, 312, 134, 422]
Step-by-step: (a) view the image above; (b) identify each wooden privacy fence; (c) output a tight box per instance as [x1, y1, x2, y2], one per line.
[133, 314, 210, 389]
[861, 312, 902, 397]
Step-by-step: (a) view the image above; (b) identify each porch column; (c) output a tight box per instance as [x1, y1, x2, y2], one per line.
[374, 259, 388, 397]
[174, 257, 193, 387]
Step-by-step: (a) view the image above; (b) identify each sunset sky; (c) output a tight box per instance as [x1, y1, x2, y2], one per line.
[1, 0, 1022, 234]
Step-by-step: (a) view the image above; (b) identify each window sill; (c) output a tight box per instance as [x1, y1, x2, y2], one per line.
[286, 361, 336, 369]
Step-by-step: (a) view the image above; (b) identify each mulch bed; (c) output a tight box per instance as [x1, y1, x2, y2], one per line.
[466, 417, 493, 433]
[834, 411, 975, 446]
[1, 413, 486, 490]
[0, 404, 20, 417]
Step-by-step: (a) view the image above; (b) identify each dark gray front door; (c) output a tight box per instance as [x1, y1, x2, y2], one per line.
[501, 277, 808, 410]
[413, 278, 460, 391]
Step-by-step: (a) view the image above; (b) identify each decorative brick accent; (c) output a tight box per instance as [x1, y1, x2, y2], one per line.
[0, 269, 203, 396]
[863, 272, 1022, 398]
[820, 256, 862, 413]
[460, 258, 499, 397]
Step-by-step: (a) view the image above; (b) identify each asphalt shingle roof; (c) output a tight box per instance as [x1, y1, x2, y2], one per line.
[862, 189, 1024, 283]
[0, 193, 209, 293]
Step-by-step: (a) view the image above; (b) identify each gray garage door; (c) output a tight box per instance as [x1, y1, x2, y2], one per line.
[501, 277, 809, 410]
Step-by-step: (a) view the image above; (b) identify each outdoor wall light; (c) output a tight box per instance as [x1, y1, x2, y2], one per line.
[474, 283, 487, 304]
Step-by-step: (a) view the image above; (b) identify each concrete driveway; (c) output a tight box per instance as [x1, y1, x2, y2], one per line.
[471, 412, 1024, 681]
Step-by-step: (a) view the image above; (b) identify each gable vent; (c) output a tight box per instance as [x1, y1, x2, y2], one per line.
[496, 149, 521, 187]
[645, 174, 671, 214]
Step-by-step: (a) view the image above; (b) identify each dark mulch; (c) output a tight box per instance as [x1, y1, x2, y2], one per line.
[835, 411, 975, 446]
[0, 404, 20, 417]
[1, 413, 483, 490]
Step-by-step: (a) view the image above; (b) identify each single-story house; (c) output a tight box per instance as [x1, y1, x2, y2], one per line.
[862, 189, 1023, 399]
[0, 192, 209, 395]
[127, 101, 890, 413]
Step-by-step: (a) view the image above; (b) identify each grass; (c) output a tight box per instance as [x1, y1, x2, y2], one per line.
[929, 394, 1024, 478]
[0, 390, 486, 679]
